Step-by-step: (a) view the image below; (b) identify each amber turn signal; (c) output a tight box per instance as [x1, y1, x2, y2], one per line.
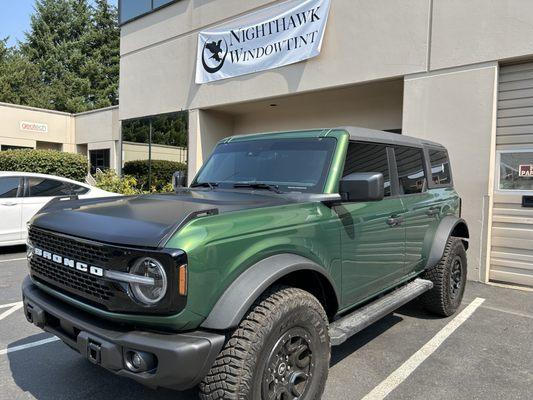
[178, 264, 187, 296]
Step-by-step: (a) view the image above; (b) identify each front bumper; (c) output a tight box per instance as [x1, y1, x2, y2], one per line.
[22, 277, 225, 390]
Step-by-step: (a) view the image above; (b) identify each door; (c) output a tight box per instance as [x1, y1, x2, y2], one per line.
[21, 177, 75, 239]
[392, 146, 436, 272]
[338, 142, 406, 307]
[0, 176, 23, 243]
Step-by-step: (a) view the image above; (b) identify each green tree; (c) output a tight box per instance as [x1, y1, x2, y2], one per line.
[85, 0, 120, 108]
[14, 0, 119, 113]
[0, 38, 49, 107]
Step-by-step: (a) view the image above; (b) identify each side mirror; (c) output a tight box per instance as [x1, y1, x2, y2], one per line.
[339, 172, 384, 202]
[173, 170, 187, 189]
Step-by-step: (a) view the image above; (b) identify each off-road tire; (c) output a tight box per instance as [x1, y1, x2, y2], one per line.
[198, 286, 330, 400]
[421, 236, 467, 317]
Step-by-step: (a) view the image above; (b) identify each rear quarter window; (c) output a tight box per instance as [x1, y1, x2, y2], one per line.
[429, 149, 452, 186]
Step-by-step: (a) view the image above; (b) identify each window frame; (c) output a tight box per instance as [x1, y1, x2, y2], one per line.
[496, 148, 533, 194]
[24, 177, 75, 198]
[425, 146, 454, 189]
[119, 0, 179, 25]
[342, 141, 396, 198]
[0, 176, 24, 198]
[89, 148, 111, 175]
[390, 145, 430, 197]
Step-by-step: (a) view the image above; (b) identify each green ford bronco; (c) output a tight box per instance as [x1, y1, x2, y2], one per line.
[22, 127, 469, 399]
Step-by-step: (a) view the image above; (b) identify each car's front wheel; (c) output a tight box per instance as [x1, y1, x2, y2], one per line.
[199, 286, 330, 400]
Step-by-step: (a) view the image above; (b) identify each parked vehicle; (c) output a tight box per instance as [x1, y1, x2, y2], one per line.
[22, 127, 468, 399]
[0, 172, 118, 247]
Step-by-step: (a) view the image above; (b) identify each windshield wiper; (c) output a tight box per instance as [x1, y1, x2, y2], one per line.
[233, 182, 282, 194]
[190, 182, 219, 189]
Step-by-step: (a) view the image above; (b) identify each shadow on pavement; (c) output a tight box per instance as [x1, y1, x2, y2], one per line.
[0, 244, 26, 255]
[7, 334, 198, 400]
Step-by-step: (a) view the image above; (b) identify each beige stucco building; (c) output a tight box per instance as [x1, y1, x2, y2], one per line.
[0, 103, 121, 173]
[117, 0, 533, 288]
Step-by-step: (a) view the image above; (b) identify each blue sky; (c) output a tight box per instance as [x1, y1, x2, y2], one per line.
[1, 0, 118, 47]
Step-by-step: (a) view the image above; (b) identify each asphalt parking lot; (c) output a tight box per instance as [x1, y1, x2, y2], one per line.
[1, 245, 532, 400]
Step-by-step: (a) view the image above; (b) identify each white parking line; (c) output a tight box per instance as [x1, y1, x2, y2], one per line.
[0, 257, 26, 264]
[362, 297, 486, 400]
[0, 337, 60, 356]
[0, 303, 23, 321]
[0, 301, 23, 309]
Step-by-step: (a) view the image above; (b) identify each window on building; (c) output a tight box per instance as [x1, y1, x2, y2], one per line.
[499, 150, 533, 191]
[0, 177, 21, 198]
[1, 145, 32, 151]
[342, 142, 391, 196]
[89, 149, 111, 175]
[122, 111, 188, 191]
[429, 149, 452, 186]
[120, 0, 176, 24]
[394, 146, 427, 195]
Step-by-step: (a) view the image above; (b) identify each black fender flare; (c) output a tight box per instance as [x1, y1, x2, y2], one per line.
[426, 216, 469, 269]
[200, 254, 340, 330]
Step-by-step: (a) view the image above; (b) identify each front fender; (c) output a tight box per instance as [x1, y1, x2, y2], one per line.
[200, 253, 340, 330]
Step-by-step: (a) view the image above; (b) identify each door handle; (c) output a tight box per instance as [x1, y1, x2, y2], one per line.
[426, 206, 441, 216]
[387, 216, 403, 227]
[1, 202, 17, 206]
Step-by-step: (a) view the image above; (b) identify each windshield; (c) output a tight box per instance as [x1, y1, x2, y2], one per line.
[193, 137, 337, 193]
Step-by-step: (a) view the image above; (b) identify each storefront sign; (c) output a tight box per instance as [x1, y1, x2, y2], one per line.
[196, 0, 331, 84]
[20, 121, 48, 133]
[519, 165, 533, 177]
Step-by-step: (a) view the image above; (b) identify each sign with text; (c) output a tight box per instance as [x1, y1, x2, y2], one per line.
[20, 121, 48, 133]
[196, 0, 331, 84]
[519, 164, 533, 177]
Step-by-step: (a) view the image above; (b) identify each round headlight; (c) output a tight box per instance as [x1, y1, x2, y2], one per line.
[129, 257, 167, 305]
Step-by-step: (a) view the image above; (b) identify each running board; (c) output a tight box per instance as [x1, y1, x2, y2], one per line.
[329, 278, 433, 346]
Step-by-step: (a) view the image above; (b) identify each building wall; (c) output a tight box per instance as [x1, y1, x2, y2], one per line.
[123, 142, 187, 164]
[119, 0, 430, 120]
[403, 64, 498, 281]
[0, 103, 121, 171]
[0, 102, 75, 151]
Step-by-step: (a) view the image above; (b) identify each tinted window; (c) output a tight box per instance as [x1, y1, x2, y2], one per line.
[120, 0, 151, 23]
[394, 147, 427, 195]
[343, 142, 391, 196]
[70, 184, 90, 195]
[194, 138, 337, 193]
[90, 149, 110, 175]
[28, 178, 73, 197]
[429, 149, 452, 186]
[153, 0, 174, 8]
[0, 177, 20, 198]
[499, 151, 533, 191]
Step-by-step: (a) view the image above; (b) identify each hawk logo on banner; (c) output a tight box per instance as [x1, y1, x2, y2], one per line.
[196, 0, 331, 84]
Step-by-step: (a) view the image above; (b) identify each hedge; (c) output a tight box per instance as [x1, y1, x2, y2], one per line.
[123, 159, 186, 191]
[0, 149, 88, 181]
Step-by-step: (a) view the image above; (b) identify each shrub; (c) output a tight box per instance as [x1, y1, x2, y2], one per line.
[94, 170, 141, 195]
[124, 159, 186, 191]
[0, 149, 87, 181]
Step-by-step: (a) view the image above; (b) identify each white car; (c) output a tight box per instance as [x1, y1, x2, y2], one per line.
[0, 172, 119, 247]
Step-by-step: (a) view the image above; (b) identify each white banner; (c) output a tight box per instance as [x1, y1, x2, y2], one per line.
[196, 0, 331, 84]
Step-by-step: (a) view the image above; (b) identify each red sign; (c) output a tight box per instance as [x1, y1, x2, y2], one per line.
[519, 165, 533, 177]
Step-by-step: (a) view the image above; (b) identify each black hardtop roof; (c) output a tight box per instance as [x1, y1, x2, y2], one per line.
[335, 126, 445, 149]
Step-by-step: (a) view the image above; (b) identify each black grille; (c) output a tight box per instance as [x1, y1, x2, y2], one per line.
[29, 227, 113, 266]
[31, 256, 114, 301]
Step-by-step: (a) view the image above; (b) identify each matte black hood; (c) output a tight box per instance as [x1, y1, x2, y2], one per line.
[31, 189, 295, 248]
